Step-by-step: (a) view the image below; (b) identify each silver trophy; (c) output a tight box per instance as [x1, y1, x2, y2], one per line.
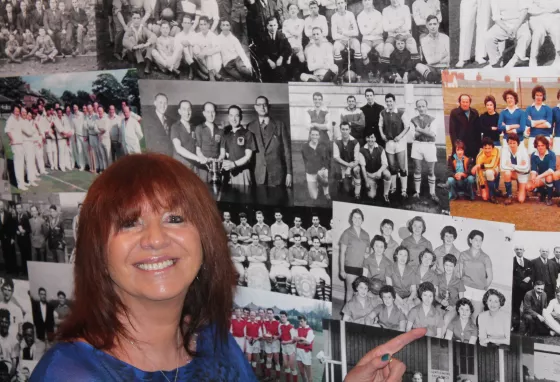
[206, 159, 223, 184]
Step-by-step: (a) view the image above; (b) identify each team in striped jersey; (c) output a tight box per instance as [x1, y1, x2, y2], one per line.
[230, 307, 315, 382]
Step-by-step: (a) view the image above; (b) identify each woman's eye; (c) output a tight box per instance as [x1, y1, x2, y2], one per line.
[121, 220, 140, 230]
[167, 215, 184, 224]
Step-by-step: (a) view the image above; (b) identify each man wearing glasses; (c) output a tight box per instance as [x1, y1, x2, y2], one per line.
[247, 96, 292, 187]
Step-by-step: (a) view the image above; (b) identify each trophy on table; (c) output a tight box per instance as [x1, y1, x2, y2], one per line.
[206, 158, 223, 184]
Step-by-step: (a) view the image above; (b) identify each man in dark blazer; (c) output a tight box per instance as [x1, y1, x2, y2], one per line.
[361, 88, 385, 147]
[523, 281, 549, 336]
[531, 247, 558, 304]
[0, 201, 17, 275]
[3, 3, 18, 32]
[67, 0, 87, 55]
[246, 0, 281, 45]
[512, 244, 533, 332]
[44, 0, 64, 52]
[448, 94, 481, 159]
[142, 93, 175, 158]
[247, 95, 292, 188]
[256, 16, 291, 83]
[31, 287, 55, 342]
[31, 0, 47, 30]
[15, 203, 31, 275]
[16, 2, 34, 33]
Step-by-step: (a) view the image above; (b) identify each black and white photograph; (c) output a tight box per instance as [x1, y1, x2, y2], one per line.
[15, 360, 39, 382]
[139, 80, 294, 206]
[442, 70, 560, 231]
[449, 0, 560, 70]
[330, 201, 514, 345]
[218, 201, 332, 302]
[451, 334, 530, 382]
[322, 319, 453, 381]
[96, 0, 448, 84]
[531, 341, 560, 381]
[233, 286, 331, 382]
[289, 83, 449, 213]
[0, 70, 143, 195]
[510, 231, 560, 346]
[0, 0, 98, 77]
[27, 261, 73, 353]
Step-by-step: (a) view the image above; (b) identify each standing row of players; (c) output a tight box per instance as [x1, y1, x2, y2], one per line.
[0, 0, 90, 62]
[224, 211, 332, 301]
[111, 0, 448, 83]
[301, 89, 441, 204]
[230, 307, 314, 382]
[4, 100, 143, 191]
[448, 86, 560, 206]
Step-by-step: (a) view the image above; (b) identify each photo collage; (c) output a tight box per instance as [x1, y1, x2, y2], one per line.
[0, 0, 560, 381]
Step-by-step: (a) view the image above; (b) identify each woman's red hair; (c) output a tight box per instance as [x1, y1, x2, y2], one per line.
[57, 153, 236, 355]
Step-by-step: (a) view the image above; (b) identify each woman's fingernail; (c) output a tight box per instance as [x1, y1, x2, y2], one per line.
[381, 354, 391, 362]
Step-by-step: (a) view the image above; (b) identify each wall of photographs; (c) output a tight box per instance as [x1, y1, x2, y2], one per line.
[0, 0, 559, 380]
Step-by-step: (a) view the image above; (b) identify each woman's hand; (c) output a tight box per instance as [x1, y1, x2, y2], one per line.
[344, 328, 427, 382]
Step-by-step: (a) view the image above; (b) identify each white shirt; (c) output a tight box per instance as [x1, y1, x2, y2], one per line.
[72, 111, 86, 136]
[21, 119, 36, 142]
[491, 0, 529, 23]
[192, 30, 220, 57]
[217, 32, 251, 68]
[174, 29, 197, 50]
[383, 4, 412, 36]
[545, 299, 560, 315]
[331, 11, 359, 41]
[283, 18, 304, 48]
[304, 41, 335, 75]
[412, 0, 441, 26]
[200, 0, 219, 20]
[271, 222, 290, 240]
[357, 9, 384, 41]
[123, 117, 144, 154]
[0, 301, 23, 333]
[53, 117, 70, 140]
[40, 302, 47, 322]
[4, 115, 24, 145]
[304, 14, 328, 38]
[500, 142, 530, 173]
[95, 115, 112, 143]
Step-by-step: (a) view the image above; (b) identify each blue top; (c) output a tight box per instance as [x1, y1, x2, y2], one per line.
[552, 106, 560, 137]
[531, 150, 557, 175]
[498, 108, 526, 141]
[525, 104, 553, 137]
[30, 325, 257, 382]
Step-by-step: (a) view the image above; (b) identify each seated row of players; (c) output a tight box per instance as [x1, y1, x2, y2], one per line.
[113, 0, 448, 83]
[448, 86, 560, 205]
[0, 0, 89, 62]
[230, 308, 314, 382]
[339, 212, 501, 343]
[224, 211, 333, 301]
[303, 91, 440, 203]
[342, 275, 509, 347]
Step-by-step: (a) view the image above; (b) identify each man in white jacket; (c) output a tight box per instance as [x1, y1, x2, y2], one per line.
[217, 18, 253, 81]
[357, 0, 383, 73]
[501, 133, 530, 205]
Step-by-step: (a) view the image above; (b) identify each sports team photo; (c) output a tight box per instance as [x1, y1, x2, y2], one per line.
[289, 83, 449, 213]
[219, 202, 333, 302]
[96, 0, 448, 84]
[442, 70, 560, 230]
[0, 69, 143, 195]
[232, 285, 331, 382]
[0, 0, 98, 77]
[139, 80, 293, 206]
[330, 201, 514, 345]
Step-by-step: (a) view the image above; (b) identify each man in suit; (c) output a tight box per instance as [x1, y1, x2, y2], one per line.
[448, 94, 481, 160]
[247, 95, 292, 188]
[31, 287, 55, 343]
[17, 2, 35, 34]
[531, 247, 558, 304]
[512, 244, 533, 332]
[31, 0, 47, 30]
[0, 202, 16, 275]
[523, 281, 549, 336]
[361, 88, 385, 148]
[246, 0, 282, 44]
[3, 3, 18, 33]
[256, 16, 291, 83]
[15, 203, 31, 275]
[44, 0, 64, 53]
[67, 0, 87, 55]
[142, 93, 175, 157]
[122, 11, 156, 74]
[21, 322, 46, 360]
[553, 246, 560, 266]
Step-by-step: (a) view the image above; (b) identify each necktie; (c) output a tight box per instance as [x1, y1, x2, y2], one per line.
[260, 119, 267, 129]
[162, 116, 169, 134]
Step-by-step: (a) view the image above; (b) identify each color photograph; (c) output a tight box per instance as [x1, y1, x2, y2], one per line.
[0, 69, 143, 195]
[442, 69, 560, 231]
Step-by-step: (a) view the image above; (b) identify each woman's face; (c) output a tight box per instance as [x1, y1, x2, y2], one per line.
[443, 232, 455, 246]
[469, 235, 483, 250]
[506, 94, 516, 107]
[485, 101, 495, 114]
[421, 253, 433, 267]
[351, 213, 363, 228]
[443, 261, 455, 275]
[421, 291, 434, 306]
[357, 282, 369, 298]
[106, 205, 203, 304]
[381, 223, 392, 236]
[487, 294, 501, 312]
[396, 250, 408, 265]
[412, 221, 424, 236]
[372, 241, 385, 256]
[458, 304, 472, 319]
[382, 292, 394, 307]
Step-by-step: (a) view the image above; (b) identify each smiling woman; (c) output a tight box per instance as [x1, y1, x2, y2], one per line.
[29, 153, 253, 381]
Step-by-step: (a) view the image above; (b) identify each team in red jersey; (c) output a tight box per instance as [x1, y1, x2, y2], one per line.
[232, 307, 315, 382]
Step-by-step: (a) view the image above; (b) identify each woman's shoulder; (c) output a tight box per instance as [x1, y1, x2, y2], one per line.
[30, 342, 104, 382]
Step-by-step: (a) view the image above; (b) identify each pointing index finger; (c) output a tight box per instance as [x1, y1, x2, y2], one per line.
[355, 328, 427, 366]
